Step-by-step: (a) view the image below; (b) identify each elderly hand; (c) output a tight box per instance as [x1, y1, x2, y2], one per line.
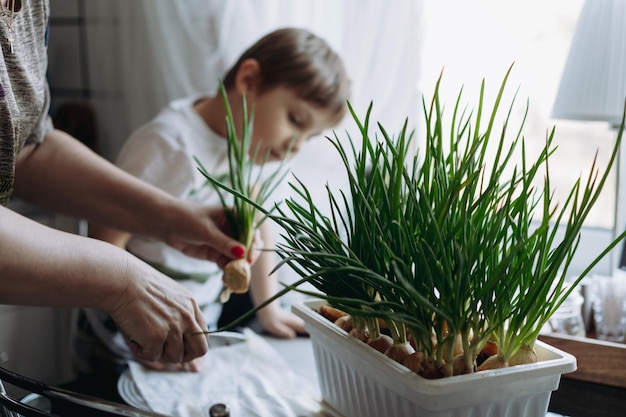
[107, 255, 209, 363]
[135, 356, 205, 372]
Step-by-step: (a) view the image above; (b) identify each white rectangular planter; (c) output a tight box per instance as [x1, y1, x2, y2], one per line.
[293, 300, 577, 417]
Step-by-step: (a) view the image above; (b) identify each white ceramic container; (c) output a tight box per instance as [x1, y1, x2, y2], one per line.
[292, 300, 577, 417]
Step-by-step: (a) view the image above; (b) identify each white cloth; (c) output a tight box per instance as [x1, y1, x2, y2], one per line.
[127, 329, 322, 417]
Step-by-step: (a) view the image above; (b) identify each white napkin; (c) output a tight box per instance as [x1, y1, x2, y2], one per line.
[127, 329, 323, 417]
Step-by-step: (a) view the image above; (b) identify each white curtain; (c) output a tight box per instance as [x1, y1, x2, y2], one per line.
[90, 0, 423, 156]
[87, 0, 423, 294]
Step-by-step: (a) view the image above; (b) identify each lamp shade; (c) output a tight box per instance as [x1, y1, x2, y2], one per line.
[551, 0, 626, 126]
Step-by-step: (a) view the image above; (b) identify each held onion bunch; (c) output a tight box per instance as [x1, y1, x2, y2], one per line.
[195, 82, 291, 301]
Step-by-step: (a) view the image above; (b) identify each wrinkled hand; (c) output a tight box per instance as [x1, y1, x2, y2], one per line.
[108, 257, 209, 363]
[164, 204, 258, 269]
[256, 304, 307, 339]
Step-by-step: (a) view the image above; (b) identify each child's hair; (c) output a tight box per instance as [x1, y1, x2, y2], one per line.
[223, 27, 351, 124]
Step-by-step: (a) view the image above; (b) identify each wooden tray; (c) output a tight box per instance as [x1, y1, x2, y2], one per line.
[539, 333, 626, 389]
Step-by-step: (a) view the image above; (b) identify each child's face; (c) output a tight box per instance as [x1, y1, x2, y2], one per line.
[247, 86, 339, 164]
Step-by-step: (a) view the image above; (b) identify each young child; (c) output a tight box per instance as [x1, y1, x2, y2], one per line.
[75, 27, 351, 374]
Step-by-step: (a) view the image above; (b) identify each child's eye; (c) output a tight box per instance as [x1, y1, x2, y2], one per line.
[288, 113, 301, 126]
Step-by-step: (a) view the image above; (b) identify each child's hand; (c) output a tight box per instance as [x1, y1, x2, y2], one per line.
[256, 304, 307, 339]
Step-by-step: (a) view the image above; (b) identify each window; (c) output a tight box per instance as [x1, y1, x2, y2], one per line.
[419, 0, 618, 275]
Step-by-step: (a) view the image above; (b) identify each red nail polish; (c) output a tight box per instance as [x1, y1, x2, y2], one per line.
[231, 245, 245, 258]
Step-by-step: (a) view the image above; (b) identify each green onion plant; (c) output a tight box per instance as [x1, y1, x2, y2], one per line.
[207, 66, 626, 378]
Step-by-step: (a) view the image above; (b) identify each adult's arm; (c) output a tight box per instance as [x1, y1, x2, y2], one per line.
[0, 204, 208, 363]
[13, 129, 246, 268]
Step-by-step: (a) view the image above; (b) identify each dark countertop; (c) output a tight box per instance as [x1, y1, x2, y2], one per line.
[549, 378, 626, 417]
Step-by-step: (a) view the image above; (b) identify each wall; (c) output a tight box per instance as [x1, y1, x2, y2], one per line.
[47, 0, 128, 159]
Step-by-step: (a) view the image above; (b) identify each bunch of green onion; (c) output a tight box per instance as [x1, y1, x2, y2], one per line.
[196, 82, 291, 301]
[210, 67, 626, 378]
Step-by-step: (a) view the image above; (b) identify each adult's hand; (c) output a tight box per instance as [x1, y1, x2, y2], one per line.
[134, 356, 204, 373]
[107, 257, 209, 362]
[0, 205, 208, 363]
[161, 204, 254, 270]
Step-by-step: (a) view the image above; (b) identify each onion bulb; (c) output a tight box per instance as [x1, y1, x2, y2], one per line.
[222, 258, 251, 294]
[477, 339, 498, 367]
[452, 354, 474, 375]
[319, 305, 348, 323]
[402, 351, 424, 373]
[350, 327, 370, 343]
[334, 315, 354, 332]
[420, 359, 443, 379]
[508, 344, 537, 366]
[367, 333, 394, 354]
[478, 344, 537, 371]
[476, 354, 508, 371]
[384, 342, 415, 365]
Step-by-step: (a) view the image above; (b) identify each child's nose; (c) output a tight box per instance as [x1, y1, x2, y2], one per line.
[287, 134, 307, 154]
